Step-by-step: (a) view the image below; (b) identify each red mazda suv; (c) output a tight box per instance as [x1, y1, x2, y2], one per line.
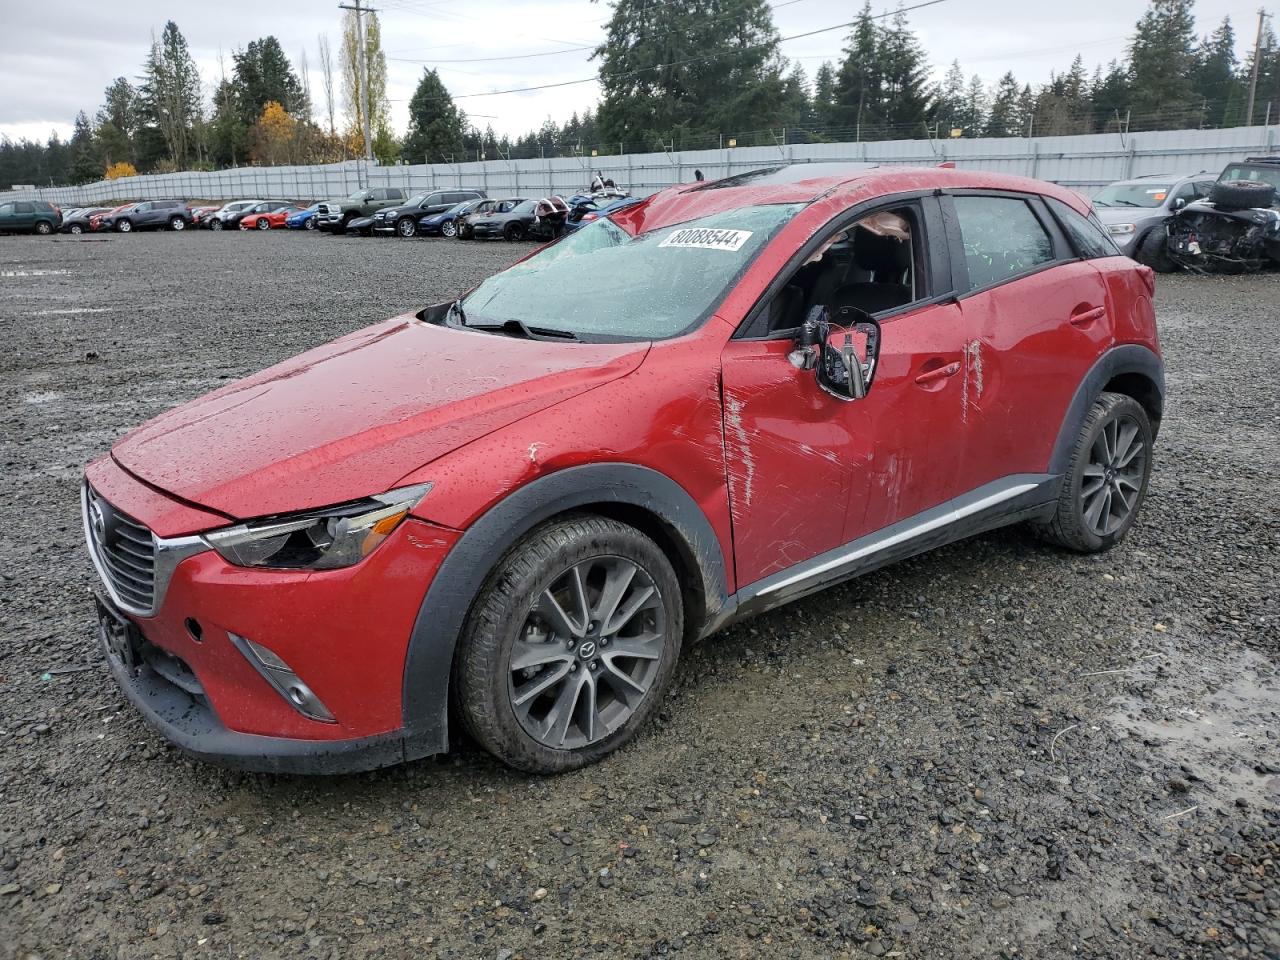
[83, 164, 1163, 774]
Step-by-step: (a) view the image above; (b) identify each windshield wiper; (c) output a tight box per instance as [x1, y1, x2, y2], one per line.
[468, 318, 580, 341]
[1112, 199, 1143, 207]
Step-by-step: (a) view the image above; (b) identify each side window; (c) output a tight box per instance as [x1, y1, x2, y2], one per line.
[1047, 198, 1121, 260]
[761, 203, 926, 335]
[0, 203, 13, 214]
[953, 196, 1054, 291]
[16, 202, 34, 214]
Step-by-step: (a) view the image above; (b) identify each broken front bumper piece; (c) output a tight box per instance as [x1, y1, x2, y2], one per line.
[1166, 204, 1280, 273]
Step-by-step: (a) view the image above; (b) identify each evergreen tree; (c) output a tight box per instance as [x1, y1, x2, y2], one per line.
[1127, 0, 1198, 128]
[1194, 18, 1241, 126]
[877, 9, 933, 134]
[984, 72, 1021, 137]
[1239, 24, 1279, 126]
[68, 111, 100, 182]
[834, 2, 884, 133]
[812, 61, 838, 129]
[1091, 60, 1132, 131]
[780, 64, 812, 134]
[402, 68, 465, 163]
[138, 21, 202, 168]
[935, 61, 967, 130]
[233, 37, 308, 124]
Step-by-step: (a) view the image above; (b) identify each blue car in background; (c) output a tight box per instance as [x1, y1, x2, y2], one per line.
[286, 203, 322, 230]
[563, 194, 641, 234]
[418, 198, 487, 238]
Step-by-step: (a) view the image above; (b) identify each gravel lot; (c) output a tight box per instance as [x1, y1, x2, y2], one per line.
[0, 231, 1276, 960]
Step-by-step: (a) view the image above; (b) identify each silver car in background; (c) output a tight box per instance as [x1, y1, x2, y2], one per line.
[1092, 173, 1216, 269]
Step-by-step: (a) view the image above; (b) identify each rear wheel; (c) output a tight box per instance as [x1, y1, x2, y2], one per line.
[1135, 228, 1175, 273]
[68, 223, 83, 235]
[455, 516, 683, 774]
[1033, 392, 1153, 553]
[169, 216, 186, 231]
[304, 217, 316, 230]
[396, 217, 417, 237]
[441, 220, 457, 238]
[115, 219, 132, 233]
[34, 221, 53, 235]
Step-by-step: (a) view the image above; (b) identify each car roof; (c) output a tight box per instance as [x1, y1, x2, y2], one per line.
[633, 163, 1094, 233]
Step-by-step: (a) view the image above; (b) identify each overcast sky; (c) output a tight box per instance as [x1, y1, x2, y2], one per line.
[0, 0, 1265, 144]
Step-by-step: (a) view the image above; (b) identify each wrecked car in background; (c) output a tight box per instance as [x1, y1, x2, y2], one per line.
[1166, 157, 1280, 273]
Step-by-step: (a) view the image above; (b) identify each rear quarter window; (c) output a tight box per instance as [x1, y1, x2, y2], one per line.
[1047, 198, 1121, 260]
[953, 195, 1055, 291]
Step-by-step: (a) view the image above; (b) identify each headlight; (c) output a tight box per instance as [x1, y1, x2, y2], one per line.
[1107, 223, 1137, 236]
[204, 483, 431, 570]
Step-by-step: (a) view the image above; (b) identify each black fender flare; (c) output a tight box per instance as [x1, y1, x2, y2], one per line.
[1049, 343, 1165, 475]
[399, 463, 730, 758]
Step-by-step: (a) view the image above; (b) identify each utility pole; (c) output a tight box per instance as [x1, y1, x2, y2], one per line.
[1246, 8, 1271, 127]
[338, 0, 376, 161]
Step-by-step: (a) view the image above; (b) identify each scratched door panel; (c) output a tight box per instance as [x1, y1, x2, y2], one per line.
[720, 338, 864, 586]
[846, 300, 968, 540]
[956, 262, 1112, 489]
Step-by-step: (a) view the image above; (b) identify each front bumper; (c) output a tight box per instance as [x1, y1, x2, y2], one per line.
[83, 460, 461, 772]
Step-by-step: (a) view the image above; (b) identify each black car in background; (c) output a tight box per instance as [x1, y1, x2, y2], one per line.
[100, 199, 193, 232]
[60, 207, 112, 234]
[467, 198, 538, 240]
[372, 188, 486, 237]
[0, 199, 62, 234]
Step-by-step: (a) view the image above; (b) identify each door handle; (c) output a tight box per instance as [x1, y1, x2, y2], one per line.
[1070, 305, 1107, 326]
[914, 361, 962, 385]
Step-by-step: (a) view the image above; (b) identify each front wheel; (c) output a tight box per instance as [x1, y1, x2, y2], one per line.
[455, 516, 683, 774]
[256, 217, 270, 230]
[504, 222, 526, 241]
[396, 217, 416, 238]
[441, 220, 457, 238]
[1135, 229, 1175, 273]
[304, 217, 316, 230]
[68, 224, 83, 235]
[209, 219, 223, 231]
[1033, 392, 1153, 553]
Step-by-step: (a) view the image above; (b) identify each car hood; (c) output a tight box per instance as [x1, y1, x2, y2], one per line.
[112, 315, 648, 519]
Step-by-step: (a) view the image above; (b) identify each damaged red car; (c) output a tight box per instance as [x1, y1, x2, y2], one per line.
[83, 164, 1164, 775]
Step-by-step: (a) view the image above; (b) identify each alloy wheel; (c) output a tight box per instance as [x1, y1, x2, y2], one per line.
[69, 224, 83, 234]
[36, 222, 52, 235]
[398, 218, 415, 237]
[508, 556, 666, 750]
[442, 221, 456, 237]
[1080, 413, 1146, 537]
[257, 218, 269, 230]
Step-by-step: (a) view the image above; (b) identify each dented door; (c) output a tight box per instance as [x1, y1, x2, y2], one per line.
[720, 337, 867, 586]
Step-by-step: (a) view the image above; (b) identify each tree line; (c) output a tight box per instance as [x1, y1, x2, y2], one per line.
[2, 0, 1278, 189]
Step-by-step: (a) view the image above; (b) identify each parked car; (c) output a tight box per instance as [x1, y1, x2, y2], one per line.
[190, 205, 221, 227]
[372, 189, 486, 237]
[207, 200, 264, 231]
[466, 198, 538, 240]
[1091, 173, 1216, 270]
[0, 199, 62, 235]
[315, 187, 407, 233]
[83, 163, 1163, 776]
[60, 206, 112, 235]
[286, 204, 322, 230]
[1165, 157, 1280, 273]
[454, 198, 507, 239]
[91, 203, 134, 232]
[418, 198, 487, 237]
[344, 214, 378, 237]
[100, 199, 193, 232]
[563, 194, 642, 234]
[236, 201, 303, 231]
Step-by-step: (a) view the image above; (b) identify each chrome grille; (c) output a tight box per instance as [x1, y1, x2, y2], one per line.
[85, 486, 156, 612]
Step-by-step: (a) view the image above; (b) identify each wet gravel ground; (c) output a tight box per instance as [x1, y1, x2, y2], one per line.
[0, 231, 1276, 959]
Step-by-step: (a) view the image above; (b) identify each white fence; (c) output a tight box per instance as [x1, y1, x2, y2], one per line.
[4, 124, 1277, 205]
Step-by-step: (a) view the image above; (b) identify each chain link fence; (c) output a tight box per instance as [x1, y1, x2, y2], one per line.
[4, 123, 1277, 206]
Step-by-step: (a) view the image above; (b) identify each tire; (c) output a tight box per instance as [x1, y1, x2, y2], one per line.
[441, 220, 457, 238]
[1135, 228, 1175, 273]
[115, 219, 132, 233]
[1209, 179, 1276, 210]
[304, 217, 316, 230]
[396, 217, 416, 238]
[1032, 392, 1153, 553]
[341, 213, 356, 233]
[209, 219, 223, 231]
[256, 217, 270, 230]
[504, 222, 526, 241]
[455, 515, 683, 774]
[68, 224, 83, 235]
[169, 216, 185, 231]
[34, 221, 53, 235]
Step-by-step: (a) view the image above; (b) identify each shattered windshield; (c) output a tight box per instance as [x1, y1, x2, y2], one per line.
[1219, 164, 1280, 192]
[460, 203, 803, 340]
[1093, 183, 1173, 208]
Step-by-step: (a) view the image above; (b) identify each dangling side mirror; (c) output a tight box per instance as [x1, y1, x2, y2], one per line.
[790, 306, 881, 402]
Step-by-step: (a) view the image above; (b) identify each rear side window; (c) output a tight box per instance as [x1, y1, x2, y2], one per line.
[953, 196, 1054, 291]
[1047, 198, 1120, 260]
[15, 202, 33, 213]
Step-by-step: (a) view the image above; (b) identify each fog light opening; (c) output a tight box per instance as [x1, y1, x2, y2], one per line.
[185, 618, 203, 642]
[227, 632, 336, 724]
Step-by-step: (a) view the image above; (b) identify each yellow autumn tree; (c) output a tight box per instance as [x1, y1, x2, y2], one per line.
[104, 161, 138, 180]
[250, 101, 296, 165]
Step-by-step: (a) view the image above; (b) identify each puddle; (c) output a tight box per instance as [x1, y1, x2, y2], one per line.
[1105, 639, 1279, 813]
[26, 307, 113, 316]
[0, 269, 70, 277]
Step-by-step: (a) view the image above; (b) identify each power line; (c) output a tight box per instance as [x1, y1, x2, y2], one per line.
[428, 0, 949, 102]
